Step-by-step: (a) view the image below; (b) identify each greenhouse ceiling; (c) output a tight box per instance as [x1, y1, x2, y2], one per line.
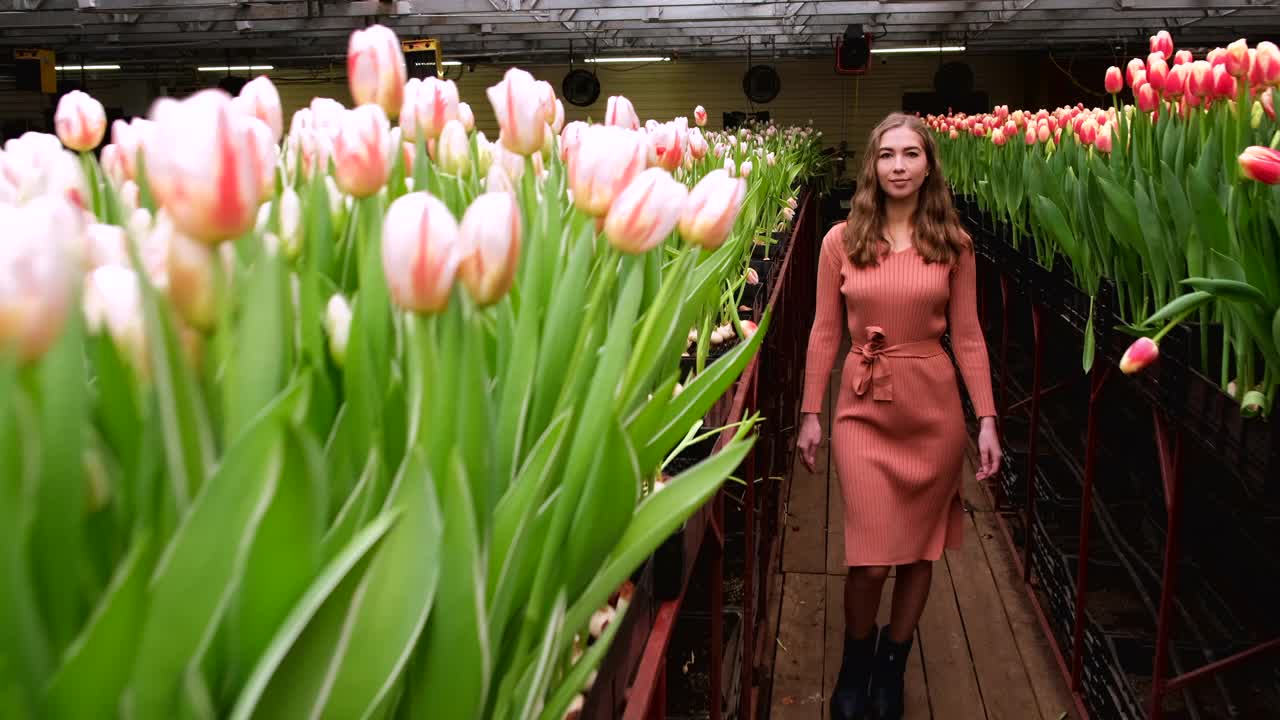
[1, 0, 1279, 65]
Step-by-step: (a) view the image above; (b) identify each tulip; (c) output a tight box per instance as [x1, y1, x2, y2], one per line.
[566, 125, 648, 217]
[487, 67, 548, 156]
[725, 157, 737, 176]
[693, 105, 707, 127]
[401, 76, 460, 142]
[1104, 66, 1123, 94]
[436, 119, 471, 177]
[83, 264, 148, 372]
[1024, 128, 1037, 145]
[740, 320, 758, 339]
[949, 128, 960, 140]
[458, 192, 521, 305]
[485, 164, 516, 195]
[231, 76, 283, 143]
[1094, 129, 1113, 154]
[458, 101, 476, 133]
[1189, 60, 1213, 98]
[332, 103, 393, 199]
[991, 128, 1007, 146]
[0, 196, 80, 363]
[679, 168, 746, 250]
[1037, 122, 1051, 143]
[279, 186, 303, 259]
[382, 192, 463, 314]
[1174, 49, 1193, 65]
[100, 144, 128, 186]
[1212, 64, 1238, 99]
[739, 159, 754, 177]
[1255, 41, 1280, 86]
[54, 90, 107, 152]
[145, 90, 271, 244]
[1224, 38, 1250, 77]
[560, 120, 588, 166]
[308, 98, 347, 139]
[109, 118, 157, 182]
[605, 95, 640, 130]
[1150, 30, 1174, 61]
[1164, 64, 1188, 97]
[0, 132, 89, 209]
[1262, 88, 1276, 120]
[1119, 336, 1159, 374]
[347, 24, 407, 119]
[746, 267, 760, 285]
[325, 294, 352, 367]
[1239, 146, 1280, 184]
[1126, 58, 1146, 89]
[166, 221, 219, 332]
[1078, 117, 1098, 146]
[1146, 57, 1169, 92]
[602, 167, 689, 254]
[1137, 84, 1160, 113]
[83, 222, 129, 271]
[551, 99, 565, 134]
[687, 127, 708, 160]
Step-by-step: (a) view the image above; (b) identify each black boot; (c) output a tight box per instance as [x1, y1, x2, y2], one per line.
[829, 624, 877, 720]
[869, 626, 913, 720]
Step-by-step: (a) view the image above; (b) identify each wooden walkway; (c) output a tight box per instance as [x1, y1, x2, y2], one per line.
[762, 363, 1078, 720]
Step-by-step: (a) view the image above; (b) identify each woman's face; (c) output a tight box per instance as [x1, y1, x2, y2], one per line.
[875, 126, 929, 201]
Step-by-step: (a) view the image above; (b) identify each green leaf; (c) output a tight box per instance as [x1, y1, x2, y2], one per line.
[1031, 195, 1078, 260]
[537, 595, 628, 720]
[1189, 162, 1231, 260]
[562, 413, 641, 602]
[514, 592, 567, 720]
[1207, 248, 1248, 283]
[1083, 305, 1096, 373]
[225, 240, 293, 439]
[1141, 290, 1215, 328]
[228, 512, 398, 720]
[320, 449, 379, 562]
[1179, 278, 1267, 305]
[1273, 307, 1280, 358]
[1096, 176, 1143, 254]
[126, 391, 292, 717]
[406, 453, 489, 719]
[310, 446, 444, 720]
[43, 533, 152, 719]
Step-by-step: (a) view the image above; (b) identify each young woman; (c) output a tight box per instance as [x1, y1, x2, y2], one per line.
[796, 112, 1002, 720]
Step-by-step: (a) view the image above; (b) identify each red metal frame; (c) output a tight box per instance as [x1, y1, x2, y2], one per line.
[622, 189, 818, 720]
[979, 252, 1280, 720]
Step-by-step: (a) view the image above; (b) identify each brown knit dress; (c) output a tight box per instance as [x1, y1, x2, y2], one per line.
[802, 222, 997, 567]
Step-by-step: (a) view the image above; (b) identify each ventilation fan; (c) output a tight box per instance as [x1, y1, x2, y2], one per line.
[561, 68, 600, 107]
[742, 64, 781, 103]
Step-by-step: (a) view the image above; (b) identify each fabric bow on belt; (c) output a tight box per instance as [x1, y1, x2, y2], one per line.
[850, 325, 945, 402]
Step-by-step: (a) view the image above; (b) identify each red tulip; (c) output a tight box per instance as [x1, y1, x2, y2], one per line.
[1238, 146, 1280, 184]
[1145, 57, 1169, 93]
[1150, 30, 1174, 61]
[740, 320, 758, 339]
[1126, 58, 1146, 88]
[1094, 128, 1113, 153]
[1078, 117, 1098, 146]
[54, 90, 107, 152]
[458, 191, 521, 306]
[1137, 84, 1160, 113]
[1105, 66, 1124, 94]
[1174, 49, 1193, 66]
[382, 191, 463, 314]
[1164, 64, 1188, 97]
[1254, 41, 1280, 86]
[992, 128, 1007, 146]
[1213, 64, 1239, 99]
[1262, 88, 1276, 120]
[1024, 128, 1037, 145]
[1224, 38, 1251, 77]
[1188, 60, 1214, 98]
[1119, 337, 1159, 374]
[347, 24, 407, 120]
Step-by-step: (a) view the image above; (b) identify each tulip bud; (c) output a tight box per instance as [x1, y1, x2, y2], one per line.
[1255, 41, 1280, 86]
[739, 159, 753, 177]
[1037, 122, 1051, 143]
[166, 221, 219, 332]
[277, 186, 303, 260]
[687, 127, 708, 160]
[486, 68, 548, 156]
[1126, 58, 1146, 89]
[484, 163, 515, 195]
[456, 101, 476, 133]
[1224, 38, 1250, 77]
[333, 104, 393, 198]
[551, 99, 565, 134]
[1137, 84, 1160, 113]
[1104, 66, 1124, 94]
[145, 91, 272, 245]
[231, 76, 284, 143]
[436, 119, 471, 177]
[949, 128, 960, 140]
[83, 264, 147, 373]
[1164, 64, 1188, 97]
[1119, 336, 1159, 374]
[1078, 118, 1098, 146]
[603, 167, 689, 255]
[347, 24, 407, 119]
[1094, 129, 1113, 154]
[1174, 49, 1193, 65]
[1150, 30, 1174, 61]
[0, 132, 89, 210]
[1262, 88, 1276, 120]
[740, 320, 758, 339]
[54, 90, 107, 152]
[1239, 146, 1280, 184]
[567, 125, 648, 217]
[604, 95, 641, 130]
[1212, 64, 1238, 99]
[382, 192, 463, 314]
[679, 168, 746, 250]
[992, 128, 1007, 146]
[458, 192, 521, 306]
[0, 196, 80, 363]
[725, 157, 737, 176]
[401, 76, 461, 142]
[1189, 60, 1213, 98]
[693, 105, 707, 127]
[1146, 57, 1169, 92]
[325, 293, 352, 367]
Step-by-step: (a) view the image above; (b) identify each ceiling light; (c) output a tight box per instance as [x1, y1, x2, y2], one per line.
[55, 64, 121, 71]
[197, 65, 274, 72]
[870, 46, 965, 55]
[414, 61, 463, 66]
[585, 56, 670, 63]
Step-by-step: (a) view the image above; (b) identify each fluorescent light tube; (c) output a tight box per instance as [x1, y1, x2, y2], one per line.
[414, 61, 463, 66]
[871, 46, 965, 55]
[585, 56, 670, 63]
[55, 64, 121, 71]
[197, 65, 274, 72]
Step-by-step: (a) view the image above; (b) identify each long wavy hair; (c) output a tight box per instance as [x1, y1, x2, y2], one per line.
[842, 112, 970, 268]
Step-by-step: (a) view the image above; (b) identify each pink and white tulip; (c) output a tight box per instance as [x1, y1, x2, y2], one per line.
[347, 24, 407, 119]
[487, 67, 549, 156]
[603, 167, 689, 254]
[382, 192, 463, 314]
[54, 90, 107, 152]
[567, 125, 649, 217]
[0, 196, 81, 363]
[605, 95, 640, 130]
[332, 103, 393, 198]
[401, 77, 460, 142]
[679, 169, 747, 250]
[231, 76, 284, 143]
[458, 192, 522, 306]
[1119, 337, 1159, 374]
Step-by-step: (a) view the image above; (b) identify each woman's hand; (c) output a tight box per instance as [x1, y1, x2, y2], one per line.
[796, 413, 823, 472]
[975, 416, 1002, 481]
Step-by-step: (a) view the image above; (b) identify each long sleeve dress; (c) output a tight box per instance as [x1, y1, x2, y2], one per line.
[802, 222, 996, 567]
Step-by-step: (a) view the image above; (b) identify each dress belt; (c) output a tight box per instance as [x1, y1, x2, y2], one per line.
[848, 325, 945, 402]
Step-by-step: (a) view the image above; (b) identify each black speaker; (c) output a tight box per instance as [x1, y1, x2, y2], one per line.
[406, 50, 439, 78]
[835, 25, 871, 74]
[561, 68, 599, 107]
[15, 57, 42, 91]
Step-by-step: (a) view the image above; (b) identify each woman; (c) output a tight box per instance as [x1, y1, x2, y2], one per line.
[796, 112, 1001, 720]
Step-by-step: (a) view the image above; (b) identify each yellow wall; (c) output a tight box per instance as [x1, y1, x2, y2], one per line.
[3, 54, 1028, 156]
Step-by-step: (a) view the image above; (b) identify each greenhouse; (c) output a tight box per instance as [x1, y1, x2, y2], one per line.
[1, 2, 1279, 719]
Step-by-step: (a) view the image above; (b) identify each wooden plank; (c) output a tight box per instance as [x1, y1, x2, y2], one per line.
[918, 551, 987, 720]
[770, 573, 828, 720]
[946, 515, 1043, 720]
[822, 575, 931, 719]
[970, 508, 1079, 720]
[961, 454, 994, 512]
[782, 372, 834, 574]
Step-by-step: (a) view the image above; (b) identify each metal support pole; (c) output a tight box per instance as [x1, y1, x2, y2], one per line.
[710, 485, 724, 720]
[1148, 408, 1184, 720]
[1022, 303, 1045, 583]
[1070, 364, 1111, 690]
